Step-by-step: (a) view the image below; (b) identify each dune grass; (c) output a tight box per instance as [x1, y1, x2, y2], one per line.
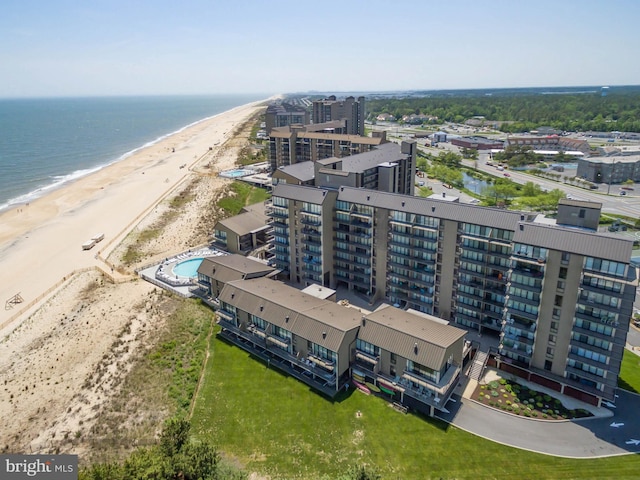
[191, 331, 640, 479]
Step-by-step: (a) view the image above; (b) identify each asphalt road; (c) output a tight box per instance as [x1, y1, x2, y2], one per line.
[437, 389, 640, 458]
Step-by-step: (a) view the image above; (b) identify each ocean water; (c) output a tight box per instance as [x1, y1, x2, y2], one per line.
[0, 94, 265, 211]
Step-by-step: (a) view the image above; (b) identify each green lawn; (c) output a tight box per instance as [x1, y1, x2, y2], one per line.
[218, 182, 270, 216]
[191, 332, 640, 480]
[618, 348, 640, 393]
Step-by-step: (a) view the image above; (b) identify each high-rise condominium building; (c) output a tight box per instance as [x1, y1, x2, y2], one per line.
[266, 187, 636, 406]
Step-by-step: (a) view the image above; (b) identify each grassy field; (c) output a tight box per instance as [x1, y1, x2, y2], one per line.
[217, 182, 270, 216]
[191, 332, 640, 480]
[618, 348, 640, 393]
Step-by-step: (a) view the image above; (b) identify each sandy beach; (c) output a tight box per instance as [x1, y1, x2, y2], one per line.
[0, 99, 266, 329]
[0, 97, 269, 455]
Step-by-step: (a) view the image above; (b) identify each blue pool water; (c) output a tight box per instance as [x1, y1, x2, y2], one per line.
[172, 258, 204, 278]
[220, 169, 252, 178]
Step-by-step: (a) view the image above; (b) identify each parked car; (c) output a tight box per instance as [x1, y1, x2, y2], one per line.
[503, 172, 511, 177]
[620, 190, 627, 195]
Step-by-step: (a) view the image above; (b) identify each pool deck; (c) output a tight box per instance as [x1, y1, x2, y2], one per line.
[138, 247, 226, 297]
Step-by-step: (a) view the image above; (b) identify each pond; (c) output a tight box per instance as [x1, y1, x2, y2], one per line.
[463, 172, 491, 194]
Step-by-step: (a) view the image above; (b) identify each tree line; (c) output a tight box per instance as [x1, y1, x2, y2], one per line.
[367, 91, 640, 133]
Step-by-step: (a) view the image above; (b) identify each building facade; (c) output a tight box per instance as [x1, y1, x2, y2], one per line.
[577, 155, 640, 184]
[272, 140, 417, 196]
[268, 123, 387, 170]
[266, 185, 636, 405]
[214, 276, 467, 415]
[312, 95, 365, 136]
[265, 102, 310, 134]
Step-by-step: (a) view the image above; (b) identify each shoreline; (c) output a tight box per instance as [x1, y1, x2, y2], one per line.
[0, 99, 266, 214]
[0, 97, 270, 329]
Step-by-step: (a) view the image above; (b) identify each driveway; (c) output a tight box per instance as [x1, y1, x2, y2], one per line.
[437, 389, 640, 458]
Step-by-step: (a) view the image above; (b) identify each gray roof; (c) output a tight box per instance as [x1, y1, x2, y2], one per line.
[336, 186, 524, 231]
[197, 255, 274, 283]
[361, 305, 466, 370]
[272, 183, 333, 204]
[217, 209, 268, 236]
[276, 161, 315, 182]
[317, 142, 406, 174]
[297, 132, 383, 144]
[558, 198, 602, 209]
[513, 222, 633, 262]
[218, 277, 362, 352]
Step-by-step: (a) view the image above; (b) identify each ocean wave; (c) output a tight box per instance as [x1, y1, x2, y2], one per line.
[0, 112, 228, 213]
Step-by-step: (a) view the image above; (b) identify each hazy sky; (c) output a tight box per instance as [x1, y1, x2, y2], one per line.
[1, 0, 639, 97]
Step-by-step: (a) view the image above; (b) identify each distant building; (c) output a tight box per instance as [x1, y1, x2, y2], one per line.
[577, 155, 640, 184]
[450, 136, 504, 150]
[268, 123, 387, 170]
[506, 136, 590, 156]
[432, 132, 447, 143]
[265, 102, 310, 134]
[312, 95, 365, 136]
[272, 140, 417, 196]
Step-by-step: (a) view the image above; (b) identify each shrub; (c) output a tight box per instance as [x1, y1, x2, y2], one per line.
[524, 411, 532, 417]
[536, 402, 543, 408]
[506, 400, 512, 406]
[503, 393, 509, 398]
[489, 381, 499, 389]
[513, 397, 520, 404]
[543, 394, 552, 402]
[532, 412, 538, 417]
[505, 384, 513, 393]
[506, 406, 513, 411]
[491, 390, 499, 397]
[499, 378, 507, 385]
[542, 414, 548, 419]
[484, 395, 490, 400]
[480, 385, 486, 390]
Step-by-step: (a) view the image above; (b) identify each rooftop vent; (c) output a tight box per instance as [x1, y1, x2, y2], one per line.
[322, 331, 327, 339]
[414, 343, 418, 354]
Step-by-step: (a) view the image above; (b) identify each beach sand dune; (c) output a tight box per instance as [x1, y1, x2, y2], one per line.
[0, 98, 268, 455]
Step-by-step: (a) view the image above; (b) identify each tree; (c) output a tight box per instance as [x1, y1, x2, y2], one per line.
[80, 418, 234, 480]
[160, 417, 190, 457]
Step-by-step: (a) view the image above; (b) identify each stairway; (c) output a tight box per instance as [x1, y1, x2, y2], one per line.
[468, 350, 488, 381]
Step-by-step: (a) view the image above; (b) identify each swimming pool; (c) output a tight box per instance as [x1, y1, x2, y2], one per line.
[172, 257, 204, 278]
[220, 169, 252, 178]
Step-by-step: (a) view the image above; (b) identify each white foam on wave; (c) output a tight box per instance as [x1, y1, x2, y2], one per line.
[0, 109, 231, 214]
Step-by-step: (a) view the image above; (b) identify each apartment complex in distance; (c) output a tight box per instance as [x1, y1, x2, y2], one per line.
[268, 122, 388, 170]
[264, 102, 310, 133]
[266, 186, 636, 406]
[312, 95, 365, 136]
[272, 140, 417, 196]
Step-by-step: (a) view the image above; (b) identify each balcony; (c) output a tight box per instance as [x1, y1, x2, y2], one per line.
[217, 309, 236, 324]
[216, 328, 339, 398]
[308, 353, 335, 372]
[355, 350, 379, 367]
[499, 340, 532, 358]
[300, 216, 321, 226]
[267, 334, 291, 349]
